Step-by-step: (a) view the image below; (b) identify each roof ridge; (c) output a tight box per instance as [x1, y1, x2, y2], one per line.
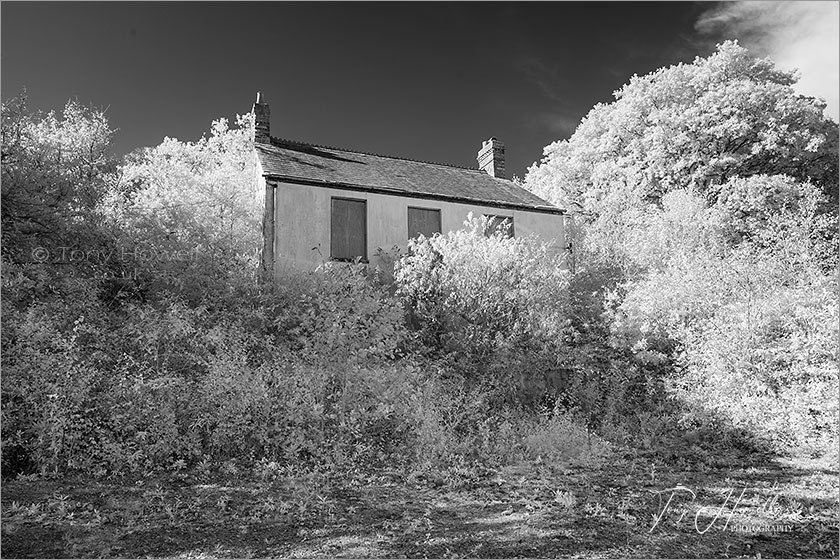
[268, 136, 490, 174]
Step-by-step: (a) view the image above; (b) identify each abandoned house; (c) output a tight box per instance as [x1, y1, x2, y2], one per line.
[252, 92, 568, 276]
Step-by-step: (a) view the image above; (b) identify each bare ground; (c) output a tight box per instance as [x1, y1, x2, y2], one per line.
[2, 453, 837, 558]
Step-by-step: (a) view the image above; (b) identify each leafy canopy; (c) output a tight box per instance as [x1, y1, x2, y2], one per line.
[116, 113, 260, 263]
[111, 114, 261, 302]
[1, 93, 118, 262]
[525, 40, 838, 216]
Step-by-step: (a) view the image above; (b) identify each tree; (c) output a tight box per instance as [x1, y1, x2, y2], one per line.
[112, 114, 261, 301]
[1, 92, 118, 264]
[524, 41, 838, 267]
[523, 42, 839, 457]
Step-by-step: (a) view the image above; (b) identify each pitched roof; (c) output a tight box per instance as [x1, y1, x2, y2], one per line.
[255, 137, 564, 214]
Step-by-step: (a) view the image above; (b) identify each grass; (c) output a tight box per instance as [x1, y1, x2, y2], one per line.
[2, 451, 837, 558]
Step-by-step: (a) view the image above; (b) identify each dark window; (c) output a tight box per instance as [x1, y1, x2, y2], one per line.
[483, 214, 514, 238]
[407, 207, 442, 239]
[331, 197, 367, 261]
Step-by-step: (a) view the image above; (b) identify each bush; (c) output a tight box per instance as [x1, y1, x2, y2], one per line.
[524, 409, 612, 468]
[1, 260, 422, 477]
[276, 262, 410, 365]
[612, 187, 839, 457]
[670, 271, 838, 457]
[394, 215, 572, 400]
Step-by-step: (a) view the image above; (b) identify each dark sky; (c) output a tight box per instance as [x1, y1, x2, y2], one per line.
[2, 2, 720, 178]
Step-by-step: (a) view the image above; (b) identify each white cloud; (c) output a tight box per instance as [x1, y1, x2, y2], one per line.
[696, 1, 839, 121]
[517, 56, 566, 104]
[527, 112, 580, 138]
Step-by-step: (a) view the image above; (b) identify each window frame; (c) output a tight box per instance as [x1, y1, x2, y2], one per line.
[482, 214, 515, 238]
[407, 205, 442, 240]
[330, 196, 368, 262]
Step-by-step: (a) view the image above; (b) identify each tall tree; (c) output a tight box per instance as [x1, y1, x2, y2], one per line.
[524, 41, 839, 456]
[525, 41, 838, 264]
[1, 93, 118, 263]
[113, 114, 260, 300]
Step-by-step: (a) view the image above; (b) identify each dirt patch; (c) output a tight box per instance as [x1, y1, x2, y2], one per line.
[2, 455, 837, 558]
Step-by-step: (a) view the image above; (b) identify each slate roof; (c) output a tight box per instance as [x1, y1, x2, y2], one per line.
[255, 137, 564, 214]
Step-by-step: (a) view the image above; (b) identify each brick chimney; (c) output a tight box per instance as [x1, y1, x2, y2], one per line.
[253, 91, 270, 144]
[477, 137, 506, 179]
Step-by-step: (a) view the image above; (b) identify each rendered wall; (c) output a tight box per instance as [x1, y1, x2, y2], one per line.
[268, 179, 566, 274]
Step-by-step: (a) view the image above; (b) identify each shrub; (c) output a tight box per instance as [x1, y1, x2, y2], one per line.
[524, 409, 612, 468]
[276, 262, 410, 365]
[394, 215, 572, 399]
[615, 236, 838, 457]
[670, 271, 838, 457]
[1, 259, 424, 476]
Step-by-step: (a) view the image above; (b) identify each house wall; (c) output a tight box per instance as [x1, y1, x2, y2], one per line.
[268, 179, 567, 274]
